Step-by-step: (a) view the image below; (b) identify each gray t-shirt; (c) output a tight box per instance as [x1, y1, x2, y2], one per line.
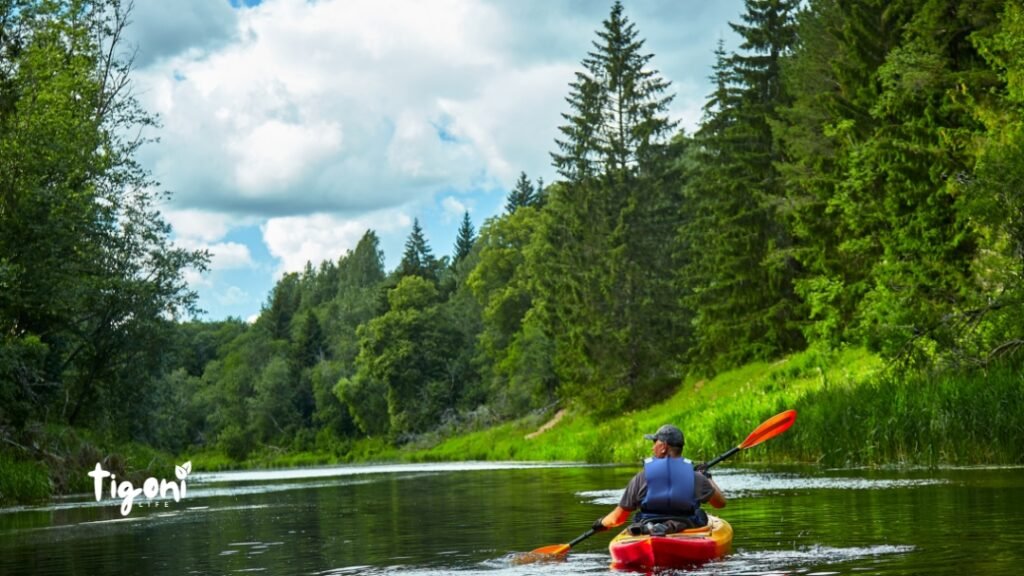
[619, 462, 717, 510]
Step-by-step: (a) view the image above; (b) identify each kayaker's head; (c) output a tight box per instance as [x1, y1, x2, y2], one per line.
[644, 424, 684, 458]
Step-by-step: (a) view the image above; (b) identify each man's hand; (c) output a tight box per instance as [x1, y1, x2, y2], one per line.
[592, 516, 608, 532]
[696, 462, 712, 479]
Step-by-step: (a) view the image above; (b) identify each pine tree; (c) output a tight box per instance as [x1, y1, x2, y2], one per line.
[841, 0, 997, 362]
[778, 0, 1003, 363]
[263, 273, 301, 341]
[534, 177, 547, 208]
[339, 230, 386, 293]
[551, 1, 677, 181]
[506, 172, 537, 213]
[453, 211, 476, 264]
[776, 0, 904, 346]
[680, 0, 803, 370]
[537, 1, 682, 412]
[396, 218, 438, 281]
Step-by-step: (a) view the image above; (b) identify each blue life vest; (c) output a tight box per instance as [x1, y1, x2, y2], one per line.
[638, 457, 701, 522]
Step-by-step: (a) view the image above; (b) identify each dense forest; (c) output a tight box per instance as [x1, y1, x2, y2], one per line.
[3, 0, 1024, 487]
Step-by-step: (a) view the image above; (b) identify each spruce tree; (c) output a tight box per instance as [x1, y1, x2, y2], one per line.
[778, 0, 1002, 363]
[551, 1, 676, 180]
[453, 211, 476, 264]
[680, 0, 803, 370]
[537, 1, 682, 412]
[841, 0, 996, 362]
[397, 218, 438, 281]
[534, 177, 547, 208]
[506, 172, 537, 213]
[776, 0, 902, 346]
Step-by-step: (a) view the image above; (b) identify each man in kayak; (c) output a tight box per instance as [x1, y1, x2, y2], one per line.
[591, 424, 726, 536]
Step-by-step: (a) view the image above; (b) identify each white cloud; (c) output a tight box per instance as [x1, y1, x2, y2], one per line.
[125, 0, 236, 67]
[261, 210, 412, 276]
[230, 119, 343, 193]
[208, 242, 254, 270]
[134, 0, 518, 216]
[183, 267, 211, 289]
[441, 196, 468, 221]
[217, 285, 252, 306]
[134, 0, 748, 218]
[166, 209, 235, 243]
[165, 210, 255, 272]
[128, 0, 750, 319]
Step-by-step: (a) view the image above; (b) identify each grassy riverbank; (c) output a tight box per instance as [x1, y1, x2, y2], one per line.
[416, 346, 885, 465]
[415, 347, 1023, 467]
[0, 425, 178, 506]
[194, 346, 1024, 470]
[4, 346, 1022, 505]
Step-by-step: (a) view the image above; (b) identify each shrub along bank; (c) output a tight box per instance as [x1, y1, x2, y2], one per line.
[414, 347, 1024, 468]
[0, 426, 177, 506]
[4, 346, 1022, 506]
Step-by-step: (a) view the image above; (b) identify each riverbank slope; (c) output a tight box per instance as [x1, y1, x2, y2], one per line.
[199, 346, 1024, 469]
[4, 346, 1021, 506]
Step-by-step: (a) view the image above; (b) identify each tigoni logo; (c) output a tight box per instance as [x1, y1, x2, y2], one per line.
[88, 461, 192, 516]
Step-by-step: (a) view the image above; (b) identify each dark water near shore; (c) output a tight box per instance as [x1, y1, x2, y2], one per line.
[1, 462, 1021, 575]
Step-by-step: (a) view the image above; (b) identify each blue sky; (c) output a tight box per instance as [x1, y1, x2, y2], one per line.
[125, 0, 747, 321]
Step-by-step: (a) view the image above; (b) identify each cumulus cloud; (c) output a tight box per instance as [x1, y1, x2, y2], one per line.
[127, 0, 748, 318]
[261, 210, 413, 276]
[134, 0, 518, 217]
[165, 209, 235, 243]
[441, 196, 468, 221]
[165, 210, 256, 272]
[125, 0, 236, 67]
[207, 242, 254, 270]
[135, 1, 743, 216]
[217, 286, 252, 307]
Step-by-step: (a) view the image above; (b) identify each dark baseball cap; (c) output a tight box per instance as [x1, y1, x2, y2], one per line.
[643, 424, 684, 448]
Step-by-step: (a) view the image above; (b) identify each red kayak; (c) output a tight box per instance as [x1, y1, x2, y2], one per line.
[609, 515, 733, 570]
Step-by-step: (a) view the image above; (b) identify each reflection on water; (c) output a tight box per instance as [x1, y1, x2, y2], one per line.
[577, 468, 950, 505]
[192, 461, 589, 484]
[725, 544, 916, 573]
[0, 461, 590, 517]
[0, 463, 1021, 575]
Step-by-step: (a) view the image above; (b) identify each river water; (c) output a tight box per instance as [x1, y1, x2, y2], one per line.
[1, 462, 1021, 575]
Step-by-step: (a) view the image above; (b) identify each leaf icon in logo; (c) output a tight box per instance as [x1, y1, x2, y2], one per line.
[175, 461, 192, 480]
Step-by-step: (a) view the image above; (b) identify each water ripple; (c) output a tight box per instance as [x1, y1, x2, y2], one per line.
[577, 469, 947, 504]
[192, 461, 590, 484]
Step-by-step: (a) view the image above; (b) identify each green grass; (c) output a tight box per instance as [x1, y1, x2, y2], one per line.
[207, 345, 1024, 469]
[6, 345, 1020, 506]
[417, 346, 1022, 468]
[417, 347, 885, 465]
[0, 452, 51, 505]
[0, 425, 179, 505]
[786, 358, 1024, 466]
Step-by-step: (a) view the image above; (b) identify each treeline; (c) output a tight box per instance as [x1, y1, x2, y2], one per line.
[1, 1, 207, 447]
[3, 0, 1024, 466]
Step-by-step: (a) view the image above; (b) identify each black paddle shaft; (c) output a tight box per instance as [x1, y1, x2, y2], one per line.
[701, 446, 740, 471]
[568, 528, 596, 548]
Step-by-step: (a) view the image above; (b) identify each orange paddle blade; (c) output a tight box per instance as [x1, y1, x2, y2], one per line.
[512, 544, 571, 564]
[530, 543, 570, 556]
[739, 409, 797, 449]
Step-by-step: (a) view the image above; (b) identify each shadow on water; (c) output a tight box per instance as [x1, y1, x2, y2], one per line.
[0, 463, 1021, 575]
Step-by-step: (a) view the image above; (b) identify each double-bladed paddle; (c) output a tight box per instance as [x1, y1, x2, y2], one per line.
[522, 408, 797, 561]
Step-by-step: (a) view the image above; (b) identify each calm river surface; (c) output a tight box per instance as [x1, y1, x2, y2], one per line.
[1, 462, 1021, 575]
